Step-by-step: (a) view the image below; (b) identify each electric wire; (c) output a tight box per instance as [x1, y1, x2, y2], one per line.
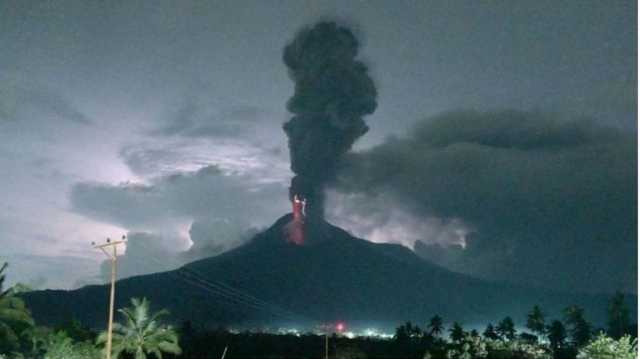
[135, 249, 311, 323]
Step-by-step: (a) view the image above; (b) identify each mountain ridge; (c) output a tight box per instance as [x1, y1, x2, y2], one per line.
[22, 214, 633, 331]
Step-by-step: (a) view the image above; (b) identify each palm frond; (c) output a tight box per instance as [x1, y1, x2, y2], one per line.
[98, 297, 181, 359]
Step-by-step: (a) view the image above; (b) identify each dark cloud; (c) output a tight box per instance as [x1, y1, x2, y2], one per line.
[146, 84, 284, 143]
[408, 110, 621, 150]
[0, 75, 91, 125]
[70, 165, 289, 229]
[153, 101, 267, 139]
[17, 87, 92, 125]
[333, 110, 636, 294]
[119, 146, 190, 177]
[124, 91, 290, 178]
[283, 21, 378, 218]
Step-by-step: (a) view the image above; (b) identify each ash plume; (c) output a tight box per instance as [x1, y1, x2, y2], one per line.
[283, 21, 377, 219]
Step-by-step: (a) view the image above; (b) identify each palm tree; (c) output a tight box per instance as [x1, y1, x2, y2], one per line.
[0, 262, 35, 352]
[428, 315, 444, 337]
[97, 297, 181, 359]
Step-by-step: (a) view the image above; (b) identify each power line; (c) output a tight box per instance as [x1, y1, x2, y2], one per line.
[137, 249, 311, 323]
[141, 254, 273, 312]
[176, 262, 304, 319]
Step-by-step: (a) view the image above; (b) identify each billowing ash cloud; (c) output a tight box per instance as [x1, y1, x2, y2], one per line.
[99, 232, 179, 281]
[181, 218, 257, 263]
[333, 110, 636, 293]
[326, 190, 471, 249]
[282, 21, 377, 218]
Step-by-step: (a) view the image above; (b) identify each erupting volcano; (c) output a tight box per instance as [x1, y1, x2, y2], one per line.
[21, 23, 628, 328]
[282, 22, 378, 244]
[15, 10, 636, 338]
[285, 195, 306, 245]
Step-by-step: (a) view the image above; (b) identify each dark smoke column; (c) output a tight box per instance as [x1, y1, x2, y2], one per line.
[283, 22, 377, 221]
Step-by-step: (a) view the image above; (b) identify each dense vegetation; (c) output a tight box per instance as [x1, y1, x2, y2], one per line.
[0, 262, 636, 358]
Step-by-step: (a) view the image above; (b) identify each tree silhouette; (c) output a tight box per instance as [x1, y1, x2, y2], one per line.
[97, 297, 181, 359]
[449, 322, 465, 342]
[497, 316, 516, 340]
[54, 319, 95, 342]
[393, 324, 409, 344]
[408, 322, 423, 338]
[483, 323, 499, 340]
[564, 305, 592, 347]
[394, 323, 409, 344]
[547, 320, 567, 358]
[335, 344, 367, 359]
[428, 315, 443, 337]
[519, 332, 539, 344]
[607, 291, 630, 339]
[526, 305, 546, 336]
[0, 262, 34, 352]
[22, 325, 52, 356]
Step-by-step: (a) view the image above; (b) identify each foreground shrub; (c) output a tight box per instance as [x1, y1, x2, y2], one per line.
[336, 344, 367, 359]
[488, 339, 551, 359]
[0, 263, 35, 354]
[42, 331, 100, 359]
[577, 333, 637, 359]
[447, 334, 488, 359]
[445, 335, 553, 359]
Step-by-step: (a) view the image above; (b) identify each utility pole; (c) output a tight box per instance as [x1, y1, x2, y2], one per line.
[93, 235, 126, 359]
[325, 331, 329, 359]
[323, 322, 344, 359]
[320, 323, 332, 359]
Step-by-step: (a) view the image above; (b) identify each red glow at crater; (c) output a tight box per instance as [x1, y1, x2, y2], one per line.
[286, 194, 306, 245]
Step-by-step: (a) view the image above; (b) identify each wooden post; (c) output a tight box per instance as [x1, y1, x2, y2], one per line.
[106, 245, 116, 359]
[93, 236, 126, 359]
[325, 332, 329, 359]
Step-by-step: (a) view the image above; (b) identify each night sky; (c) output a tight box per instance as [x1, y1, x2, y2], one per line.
[0, 1, 636, 294]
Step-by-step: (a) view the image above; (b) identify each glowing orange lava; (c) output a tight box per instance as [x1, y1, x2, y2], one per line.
[286, 195, 306, 245]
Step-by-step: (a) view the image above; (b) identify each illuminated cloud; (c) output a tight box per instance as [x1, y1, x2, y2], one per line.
[333, 110, 636, 293]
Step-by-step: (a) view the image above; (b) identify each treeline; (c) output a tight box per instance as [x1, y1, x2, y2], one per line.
[173, 293, 636, 359]
[0, 261, 637, 359]
[388, 295, 636, 359]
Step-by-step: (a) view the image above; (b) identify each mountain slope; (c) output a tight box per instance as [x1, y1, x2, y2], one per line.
[23, 214, 628, 330]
